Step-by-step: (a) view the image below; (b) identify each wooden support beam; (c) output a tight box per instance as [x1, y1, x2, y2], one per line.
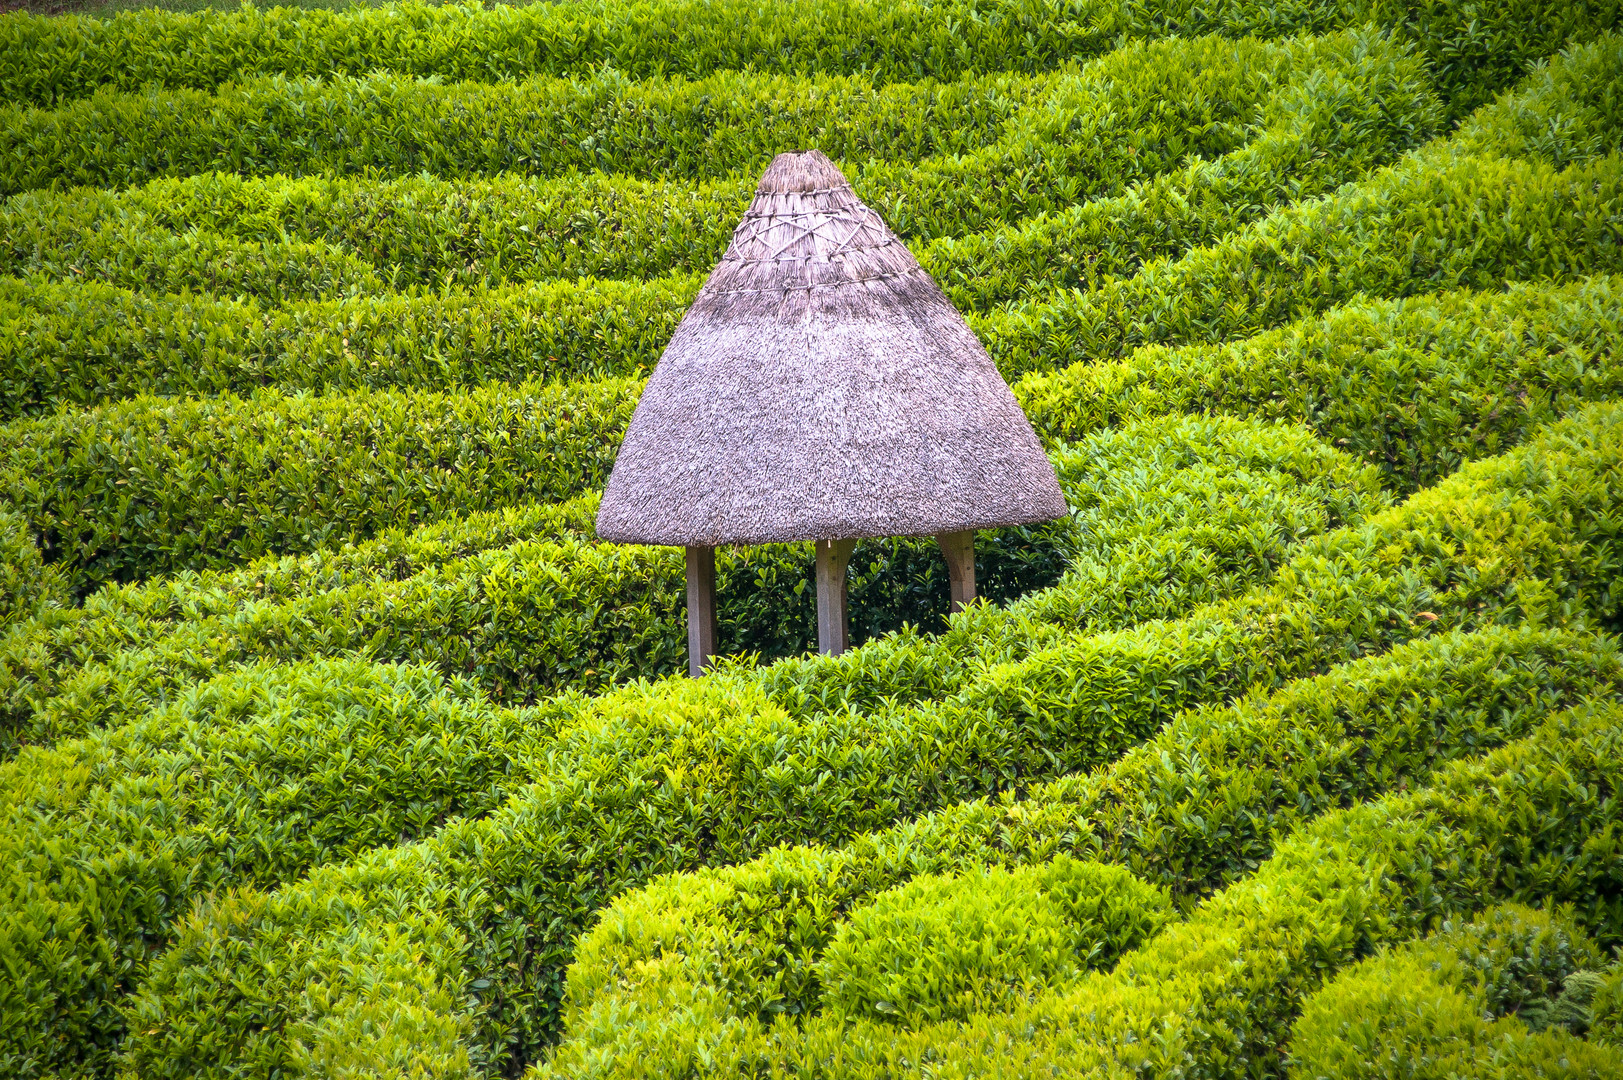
[936, 530, 976, 613]
[685, 545, 718, 677]
[815, 537, 857, 656]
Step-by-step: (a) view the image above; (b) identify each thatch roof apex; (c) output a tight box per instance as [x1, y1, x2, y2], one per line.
[596, 150, 1067, 546]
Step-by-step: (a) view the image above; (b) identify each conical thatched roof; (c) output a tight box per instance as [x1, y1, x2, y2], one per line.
[596, 150, 1067, 546]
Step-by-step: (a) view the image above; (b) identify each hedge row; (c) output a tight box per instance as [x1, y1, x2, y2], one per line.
[0, 65, 1061, 196]
[2, 0, 1610, 115]
[0, 658, 573, 1079]
[1287, 904, 1623, 1078]
[0, 31, 1441, 418]
[550, 623, 1623, 1071]
[9, 269, 1618, 745]
[0, 274, 698, 420]
[0, 29, 1287, 200]
[0, 0, 1115, 105]
[981, 144, 1623, 380]
[0, 374, 637, 592]
[0, 416, 1376, 1075]
[937, 30, 1623, 309]
[109, 403, 1623, 1076]
[1016, 276, 1623, 496]
[0, 228, 388, 303]
[1, 34, 1599, 422]
[1, 415, 1367, 751]
[749, 415, 1383, 724]
[0, 28, 1437, 300]
[684, 699, 1623, 1079]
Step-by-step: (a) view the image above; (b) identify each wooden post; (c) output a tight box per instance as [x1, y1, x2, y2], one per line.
[815, 537, 857, 656]
[686, 545, 718, 677]
[936, 530, 976, 613]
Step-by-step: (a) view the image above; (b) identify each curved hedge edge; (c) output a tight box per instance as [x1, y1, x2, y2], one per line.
[7, 415, 1368, 754]
[0, 373, 641, 592]
[2, 0, 1610, 118]
[1013, 275, 1623, 496]
[0, 28, 1439, 322]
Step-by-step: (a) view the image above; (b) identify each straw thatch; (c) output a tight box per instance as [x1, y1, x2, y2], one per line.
[596, 150, 1067, 546]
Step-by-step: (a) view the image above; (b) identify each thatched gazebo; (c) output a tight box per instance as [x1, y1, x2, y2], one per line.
[597, 150, 1066, 676]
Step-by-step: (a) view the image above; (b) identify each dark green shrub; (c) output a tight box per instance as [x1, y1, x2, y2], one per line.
[0, 275, 697, 419]
[0, 66, 1050, 195]
[0, 504, 63, 630]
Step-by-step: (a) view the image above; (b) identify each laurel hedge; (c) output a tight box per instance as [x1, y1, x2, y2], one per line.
[110, 403, 1623, 1076]
[0, 27, 1439, 417]
[1287, 904, 1623, 1078]
[0, 375, 638, 592]
[0, 414, 1373, 751]
[0, 66, 1059, 196]
[663, 699, 1623, 1079]
[0, 28, 1287, 199]
[546, 624, 1623, 1072]
[1, 0, 1610, 117]
[0, 658, 573, 1080]
[2, 36, 1602, 424]
[0, 28, 1436, 302]
[0, 414, 1379, 1075]
[982, 145, 1623, 379]
[1016, 276, 1623, 495]
[0, 275, 697, 419]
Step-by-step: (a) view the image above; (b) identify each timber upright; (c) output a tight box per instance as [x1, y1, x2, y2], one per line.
[596, 150, 1066, 676]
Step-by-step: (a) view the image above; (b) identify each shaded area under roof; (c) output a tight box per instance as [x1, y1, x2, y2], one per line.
[596, 149, 1067, 546]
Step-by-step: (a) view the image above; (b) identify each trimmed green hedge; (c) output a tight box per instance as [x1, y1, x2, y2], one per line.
[817, 858, 1172, 1028]
[113, 404, 1623, 1076]
[0, 228, 386, 303]
[0, 658, 571, 1080]
[981, 145, 1623, 380]
[1287, 904, 1623, 1078]
[1, 415, 1370, 750]
[2, 33, 1599, 422]
[2, 0, 1610, 115]
[0, 375, 638, 592]
[1016, 276, 1623, 495]
[750, 414, 1383, 723]
[547, 624, 1623, 1070]
[0, 0, 1112, 106]
[0, 415, 1379, 1076]
[0, 66, 1055, 196]
[0, 275, 697, 419]
[688, 699, 1623, 1078]
[0, 28, 1436, 305]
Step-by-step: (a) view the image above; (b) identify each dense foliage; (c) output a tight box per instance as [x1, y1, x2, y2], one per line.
[0, 3, 1619, 1079]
